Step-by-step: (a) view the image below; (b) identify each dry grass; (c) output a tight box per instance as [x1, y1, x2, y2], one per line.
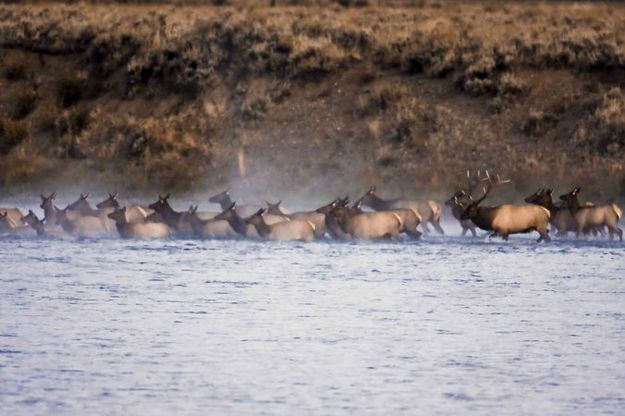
[0, 2, 624, 197]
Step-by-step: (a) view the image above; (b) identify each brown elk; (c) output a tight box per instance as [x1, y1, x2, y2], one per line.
[107, 207, 170, 239]
[0, 207, 25, 227]
[180, 205, 239, 239]
[66, 193, 100, 217]
[525, 188, 578, 237]
[525, 188, 604, 237]
[445, 171, 482, 237]
[559, 187, 622, 241]
[326, 202, 402, 240]
[357, 187, 443, 234]
[55, 206, 109, 238]
[209, 189, 259, 218]
[246, 208, 315, 241]
[40, 192, 59, 223]
[266, 200, 326, 238]
[96, 193, 155, 224]
[460, 172, 551, 242]
[317, 197, 352, 240]
[213, 202, 260, 238]
[21, 210, 67, 238]
[148, 194, 195, 237]
[353, 192, 422, 239]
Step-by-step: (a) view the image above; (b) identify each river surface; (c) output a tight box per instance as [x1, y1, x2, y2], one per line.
[1, 230, 624, 415]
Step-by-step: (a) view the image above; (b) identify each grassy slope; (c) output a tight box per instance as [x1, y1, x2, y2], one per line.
[0, 2, 624, 202]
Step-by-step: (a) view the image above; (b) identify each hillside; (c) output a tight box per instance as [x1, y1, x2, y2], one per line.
[1, 1, 624, 202]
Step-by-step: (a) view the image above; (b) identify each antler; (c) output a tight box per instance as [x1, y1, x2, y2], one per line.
[472, 170, 511, 204]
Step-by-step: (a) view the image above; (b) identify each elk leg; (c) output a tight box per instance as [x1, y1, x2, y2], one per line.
[406, 229, 422, 240]
[432, 220, 445, 235]
[502, 234, 509, 241]
[421, 222, 431, 233]
[488, 231, 498, 239]
[461, 227, 467, 237]
[470, 227, 477, 237]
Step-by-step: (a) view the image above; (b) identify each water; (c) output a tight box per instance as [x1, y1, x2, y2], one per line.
[1, 232, 624, 415]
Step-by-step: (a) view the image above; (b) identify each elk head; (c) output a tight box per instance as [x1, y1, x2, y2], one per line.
[460, 170, 511, 220]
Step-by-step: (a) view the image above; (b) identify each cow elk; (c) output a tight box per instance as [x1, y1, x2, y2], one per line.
[246, 208, 315, 241]
[357, 187, 443, 234]
[559, 187, 622, 241]
[107, 207, 170, 239]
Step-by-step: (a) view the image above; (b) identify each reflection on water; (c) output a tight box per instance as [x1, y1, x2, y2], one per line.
[1, 234, 624, 415]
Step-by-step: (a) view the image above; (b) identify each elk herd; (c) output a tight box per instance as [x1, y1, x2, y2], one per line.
[0, 172, 622, 243]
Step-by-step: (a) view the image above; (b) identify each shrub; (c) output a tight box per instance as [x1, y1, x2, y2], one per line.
[56, 74, 85, 108]
[0, 117, 28, 154]
[3, 61, 26, 81]
[9, 89, 38, 120]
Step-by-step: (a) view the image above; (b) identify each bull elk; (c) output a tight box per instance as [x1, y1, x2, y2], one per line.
[357, 187, 443, 234]
[246, 208, 315, 241]
[460, 171, 551, 242]
[107, 207, 170, 239]
[559, 187, 622, 241]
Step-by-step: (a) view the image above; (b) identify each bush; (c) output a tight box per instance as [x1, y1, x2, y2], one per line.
[56, 75, 85, 108]
[0, 117, 28, 154]
[10, 89, 38, 120]
[3, 61, 26, 81]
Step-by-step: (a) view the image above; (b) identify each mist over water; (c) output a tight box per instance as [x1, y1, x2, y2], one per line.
[1, 228, 624, 415]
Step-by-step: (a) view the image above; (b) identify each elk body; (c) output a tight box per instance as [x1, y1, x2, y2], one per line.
[22, 210, 68, 238]
[316, 198, 351, 240]
[66, 193, 115, 231]
[148, 194, 195, 237]
[107, 207, 170, 239]
[246, 209, 315, 241]
[328, 204, 402, 240]
[267, 201, 327, 238]
[213, 203, 260, 238]
[445, 191, 477, 237]
[0, 211, 35, 236]
[0, 207, 25, 227]
[524, 188, 578, 237]
[180, 206, 239, 239]
[96, 193, 155, 224]
[353, 192, 422, 239]
[460, 172, 551, 242]
[55, 207, 110, 238]
[209, 189, 260, 218]
[559, 187, 622, 241]
[357, 187, 443, 234]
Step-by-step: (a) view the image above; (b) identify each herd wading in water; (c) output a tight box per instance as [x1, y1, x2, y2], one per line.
[1, 171, 622, 242]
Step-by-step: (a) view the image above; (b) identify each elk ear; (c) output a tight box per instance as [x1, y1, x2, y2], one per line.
[227, 202, 236, 211]
[546, 189, 553, 196]
[572, 187, 580, 195]
[29, 209, 34, 215]
[82, 193, 89, 199]
[164, 193, 170, 200]
[368, 186, 376, 193]
[51, 191, 57, 199]
[254, 208, 265, 216]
